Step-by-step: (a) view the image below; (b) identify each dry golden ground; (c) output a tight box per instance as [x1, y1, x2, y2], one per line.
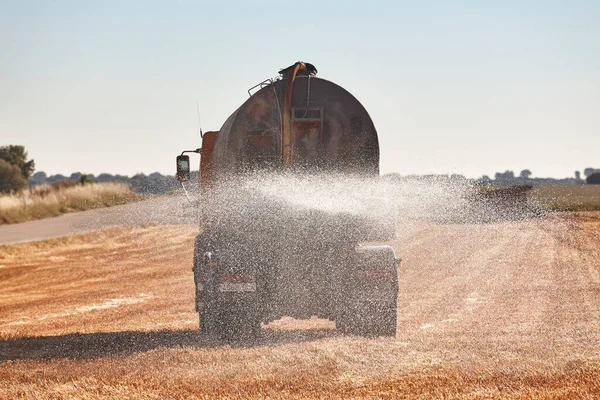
[1, 215, 600, 399]
[529, 185, 600, 211]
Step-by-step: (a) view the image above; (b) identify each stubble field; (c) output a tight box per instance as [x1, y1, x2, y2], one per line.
[1, 212, 600, 399]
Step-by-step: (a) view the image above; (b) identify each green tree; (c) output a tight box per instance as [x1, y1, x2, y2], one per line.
[79, 174, 93, 185]
[495, 170, 515, 180]
[519, 169, 532, 179]
[0, 159, 27, 193]
[0, 145, 35, 179]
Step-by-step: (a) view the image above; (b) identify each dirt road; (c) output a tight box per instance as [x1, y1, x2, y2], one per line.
[1, 214, 599, 398]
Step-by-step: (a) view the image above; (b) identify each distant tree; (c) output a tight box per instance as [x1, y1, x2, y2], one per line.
[69, 172, 82, 181]
[584, 168, 595, 178]
[96, 173, 128, 183]
[129, 173, 148, 193]
[474, 175, 491, 186]
[0, 145, 35, 179]
[32, 171, 47, 180]
[79, 174, 93, 185]
[587, 173, 600, 184]
[519, 169, 532, 179]
[575, 171, 581, 180]
[495, 170, 515, 181]
[96, 173, 114, 182]
[0, 159, 27, 193]
[28, 171, 48, 186]
[46, 174, 67, 183]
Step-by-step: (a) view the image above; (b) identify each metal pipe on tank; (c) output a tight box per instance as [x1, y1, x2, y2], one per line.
[282, 62, 306, 168]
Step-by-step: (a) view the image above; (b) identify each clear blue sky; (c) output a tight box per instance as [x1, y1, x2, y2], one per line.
[1, 0, 598, 178]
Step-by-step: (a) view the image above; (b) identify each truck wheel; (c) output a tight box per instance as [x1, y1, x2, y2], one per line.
[199, 297, 260, 341]
[198, 301, 218, 334]
[337, 301, 397, 337]
[370, 302, 397, 337]
[335, 307, 356, 335]
[336, 244, 399, 337]
[216, 301, 261, 342]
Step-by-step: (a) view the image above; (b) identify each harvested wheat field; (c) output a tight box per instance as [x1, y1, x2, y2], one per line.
[1, 213, 600, 399]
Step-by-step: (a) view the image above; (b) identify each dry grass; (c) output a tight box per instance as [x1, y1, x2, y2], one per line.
[529, 184, 600, 211]
[560, 211, 600, 264]
[0, 225, 198, 340]
[2, 356, 599, 399]
[1, 218, 600, 398]
[0, 182, 140, 225]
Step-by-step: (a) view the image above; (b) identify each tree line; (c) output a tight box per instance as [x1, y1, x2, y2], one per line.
[0, 145, 182, 195]
[2, 144, 599, 195]
[484, 169, 600, 185]
[28, 170, 182, 195]
[384, 168, 600, 186]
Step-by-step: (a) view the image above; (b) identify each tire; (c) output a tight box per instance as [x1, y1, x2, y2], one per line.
[216, 300, 261, 342]
[200, 298, 260, 342]
[198, 298, 218, 334]
[194, 234, 261, 342]
[337, 300, 397, 337]
[369, 302, 397, 337]
[335, 244, 399, 337]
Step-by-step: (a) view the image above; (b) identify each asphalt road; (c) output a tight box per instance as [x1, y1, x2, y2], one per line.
[0, 196, 198, 245]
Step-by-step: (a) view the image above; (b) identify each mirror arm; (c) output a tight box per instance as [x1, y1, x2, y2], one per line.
[180, 148, 201, 156]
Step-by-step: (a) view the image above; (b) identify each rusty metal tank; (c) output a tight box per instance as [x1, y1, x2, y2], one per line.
[210, 63, 380, 181]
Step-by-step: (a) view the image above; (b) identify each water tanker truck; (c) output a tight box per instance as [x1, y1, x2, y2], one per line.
[176, 62, 399, 339]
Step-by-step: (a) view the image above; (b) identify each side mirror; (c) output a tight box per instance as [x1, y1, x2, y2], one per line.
[176, 155, 190, 182]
